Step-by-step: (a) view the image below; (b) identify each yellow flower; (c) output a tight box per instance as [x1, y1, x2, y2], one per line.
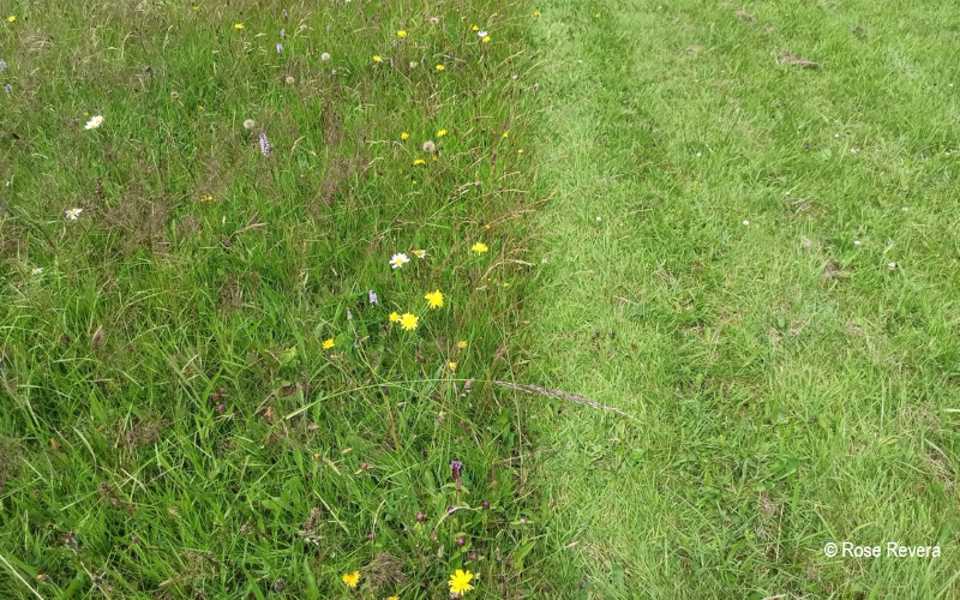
[448, 569, 475, 595]
[198, 193, 215, 204]
[470, 242, 489, 255]
[412, 249, 427, 259]
[436, 128, 448, 138]
[389, 312, 401, 323]
[396, 30, 407, 38]
[413, 158, 427, 166]
[424, 289, 444, 309]
[501, 130, 510, 139]
[435, 63, 445, 72]
[6, 15, 16, 23]
[233, 22, 244, 30]
[482, 35, 491, 44]
[399, 313, 418, 331]
[471, 24, 480, 32]
[322, 338, 335, 350]
[387, 596, 399, 600]
[372, 54, 384, 63]
[532, 9, 541, 17]
[447, 361, 458, 371]
[457, 340, 468, 349]
[400, 131, 410, 141]
[341, 570, 361, 589]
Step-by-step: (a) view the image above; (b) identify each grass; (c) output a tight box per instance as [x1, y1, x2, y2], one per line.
[0, 1, 540, 598]
[529, 0, 960, 597]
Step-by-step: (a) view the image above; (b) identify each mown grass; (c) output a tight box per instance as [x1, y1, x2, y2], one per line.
[0, 1, 540, 597]
[530, 0, 960, 597]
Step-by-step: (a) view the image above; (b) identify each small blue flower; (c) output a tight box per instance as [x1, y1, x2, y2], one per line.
[258, 131, 272, 157]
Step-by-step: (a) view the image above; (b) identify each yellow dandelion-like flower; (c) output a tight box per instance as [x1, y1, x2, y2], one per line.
[387, 596, 400, 600]
[470, 24, 480, 32]
[389, 312, 401, 323]
[448, 569, 475, 595]
[435, 63, 445, 72]
[399, 313, 418, 331]
[396, 30, 407, 39]
[413, 158, 427, 166]
[501, 130, 510, 139]
[341, 571, 360, 589]
[400, 131, 410, 141]
[424, 289, 444, 309]
[372, 54, 384, 63]
[233, 22, 244, 30]
[322, 338, 335, 350]
[436, 128, 448, 138]
[482, 35, 491, 44]
[198, 193, 215, 204]
[532, 9, 541, 18]
[412, 249, 427, 259]
[457, 340, 468, 349]
[470, 242, 489, 255]
[447, 361, 458, 371]
[6, 15, 16, 23]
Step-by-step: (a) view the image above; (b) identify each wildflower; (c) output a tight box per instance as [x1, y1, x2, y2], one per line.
[532, 9, 541, 17]
[412, 249, 427, 259]
[482, 35, 491, 44]
[64, 208, 84, 221]
[372, 55, 383, 63]
[198, 193, 215, 204]
[3, 84, 10, 94]
[341, 571, 360, 589]
[422, 140, 437, 153]
[424, 289, 444, 309]
[0, 59, 7, 73]
[477, 31, 488, 38]
[470, 242, 489, 255]
[285, 75, 296, 85]
[450, 459, 463, 482]
[276, 42, 283, 54]
[389, 252, 410, 269]
[6, 16, 15, 23]
[258, 131, 272, 156]
[448, 569, 475, 595]
[399, 313, 418, 331]
[400, 131, 410, 141]
[322, 338, 335, 350]
[396, 30, 407, 39]
[368, 290, 379, 305]
[387, 596, 399, 600]
[84, 115, 104, 130]
[436, 128, 448, 138]
[320, 52, 332, 61]
[470, 24, 480, 32]
[409, 61, 419, 69]
[457, 340, 468, 349]
[279, 28, 286, 38]
[447, 361, 457, 371]
[389, 311, 401, 323]
[243, 118, 256, 130]
[429, 16, 440, 25]
[412, 158, 427, 166]
[435, 64, 445, 72]
[501, 130, 510, 139]
[233, 22, 244, 30]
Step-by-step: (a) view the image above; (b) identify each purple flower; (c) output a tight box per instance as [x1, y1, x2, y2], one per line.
[368, 290, 379, 305]
[450, 459, 463, 482]
[258, 131, 272, 157]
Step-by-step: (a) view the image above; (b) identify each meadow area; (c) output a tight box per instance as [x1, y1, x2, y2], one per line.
[2, 1, 960, 599]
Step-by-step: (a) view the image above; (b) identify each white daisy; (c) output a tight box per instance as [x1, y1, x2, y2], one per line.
[320, 52, 331, 62]
[389, 252, 410, 269]
[84, 115, 104, 130]
[65, 207, 84, 221]
[243, 118, 256, 130]
[478, 30, 488, 38]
